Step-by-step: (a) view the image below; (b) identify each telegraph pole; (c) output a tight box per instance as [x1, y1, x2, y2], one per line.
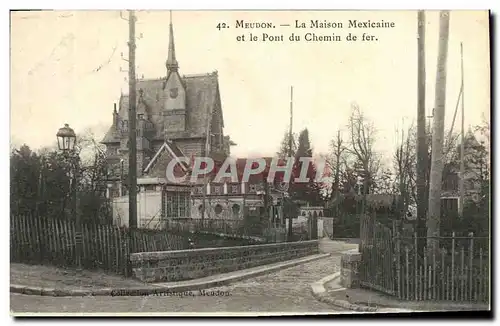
[128, 10, 138, 231]
[416, 10, 427, 252]
[458, 42, 465, 217]
[427, 11, 451, 254]
[289, 86, 293, 159]
[201, 116, 210, 222]
[287, 86, 294, 240]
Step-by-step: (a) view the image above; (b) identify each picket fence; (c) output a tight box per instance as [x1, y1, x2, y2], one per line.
[164, 218, 288, 242]
[359, 214, 490, 303]
[10, 215, 186, 276]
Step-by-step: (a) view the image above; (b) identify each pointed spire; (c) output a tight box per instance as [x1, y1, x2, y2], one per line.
[166, 10, 179, 73]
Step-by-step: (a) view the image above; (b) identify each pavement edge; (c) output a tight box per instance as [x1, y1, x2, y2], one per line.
[11, 253, 331, 297]
[310, 272, 378, 312]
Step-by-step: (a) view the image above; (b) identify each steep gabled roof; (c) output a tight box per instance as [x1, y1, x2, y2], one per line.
[101, 72, 220, 144]
[143, 140, 190, 179]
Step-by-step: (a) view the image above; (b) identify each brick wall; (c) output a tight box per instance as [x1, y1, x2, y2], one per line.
[175, 139, 204, 158]
[164, 110, 186, 132]
[130, 240, 319, 282]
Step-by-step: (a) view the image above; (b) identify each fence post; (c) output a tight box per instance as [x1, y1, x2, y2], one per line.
[479, 247, 483, 302]
[451, 232, 456, 301]
[423, 249, 427, 300]
[395, 232, 401, 299]
[468, 232, 474, 302]
[441, 248, 445, 300]
[461, 246, 465, 301]
[126, 228, 133, 277]
[405, 246, 409, 300]
[414, 232, 418, 300]
[432, 249, 437, 300]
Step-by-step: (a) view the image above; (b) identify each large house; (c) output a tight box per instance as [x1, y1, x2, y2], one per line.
[101, 15, 284, 229]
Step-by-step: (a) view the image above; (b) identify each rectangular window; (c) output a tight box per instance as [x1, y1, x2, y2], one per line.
[232, 185, 239, 194]
[165, 191, 191, 219]
[214, 186, 221, 194]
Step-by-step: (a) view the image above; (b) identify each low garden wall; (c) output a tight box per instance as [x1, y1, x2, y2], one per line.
[130, 240, 319, 282]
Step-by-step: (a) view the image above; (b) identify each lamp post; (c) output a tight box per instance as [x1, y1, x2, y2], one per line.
[56, 123, 82, 270]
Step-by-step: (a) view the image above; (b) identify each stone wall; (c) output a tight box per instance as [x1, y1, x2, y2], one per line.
[340, 249, 361, 288]
[130, 240, 319, 282]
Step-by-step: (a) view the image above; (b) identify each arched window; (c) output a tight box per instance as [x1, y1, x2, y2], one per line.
[214, 204, 223, 215]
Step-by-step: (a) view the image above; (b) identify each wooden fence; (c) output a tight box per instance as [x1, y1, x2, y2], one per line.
[10, 214, 186, 276]
[359, 217, 396, 295]
[163, 218, 287, 243]
[359, 214, 490, 303]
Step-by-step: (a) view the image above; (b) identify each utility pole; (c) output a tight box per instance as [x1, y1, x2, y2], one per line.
[201, 110, 211, 222]
[289, 86, 293, 160]
[128, 10, 138, 232]
[416, 10, 428, 253]
[458, 42, 465, 217]
[287, 86, 294, 240]
[427, 10, 450, 254]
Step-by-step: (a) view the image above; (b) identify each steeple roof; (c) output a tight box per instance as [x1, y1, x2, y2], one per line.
[166, 11, 179, 74]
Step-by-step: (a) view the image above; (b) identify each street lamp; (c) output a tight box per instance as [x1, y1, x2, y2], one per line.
[56, 123, 76, 152]
[56, 123, 82, 270]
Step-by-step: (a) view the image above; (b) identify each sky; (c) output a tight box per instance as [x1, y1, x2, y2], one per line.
[10, 10, 490, 162]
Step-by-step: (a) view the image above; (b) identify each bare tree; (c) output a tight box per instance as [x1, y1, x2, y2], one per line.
[74, 128, 111, 224]
[346, 103, 380, 210]
[475, 115, 490, 150]
[327, 130, 347, 216]
[391, 119, 460, 224]
[394, 123, 417, 217]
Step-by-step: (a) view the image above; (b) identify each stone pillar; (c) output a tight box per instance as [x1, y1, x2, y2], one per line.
[340, 250, 361, 288]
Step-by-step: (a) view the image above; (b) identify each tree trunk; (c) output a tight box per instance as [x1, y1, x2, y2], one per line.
[427, 11, 450, 254]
